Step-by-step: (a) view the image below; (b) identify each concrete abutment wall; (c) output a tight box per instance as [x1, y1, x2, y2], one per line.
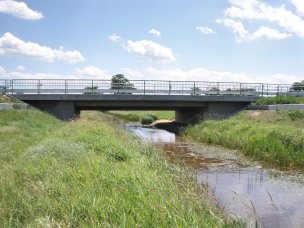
[175, 102, 249, 124]
[27, 101, 79, 121]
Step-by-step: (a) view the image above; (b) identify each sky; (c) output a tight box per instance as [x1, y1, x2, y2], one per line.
[0, 0, 303, 84]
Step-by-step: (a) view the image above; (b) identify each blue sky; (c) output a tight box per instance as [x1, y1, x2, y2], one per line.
[0, 0, 303, 83]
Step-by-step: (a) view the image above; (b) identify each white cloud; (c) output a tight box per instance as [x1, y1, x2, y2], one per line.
[124, 40, 175, 62]
[196, 26, 216, 34]
[16, 65, 25, 71]
[250, 26, 291, 40]
[0, 65, 6, 76]
[291, 0, 304, 15]
[0, 0, 43, 20]
[216, 18, 290, 41]
[148, 28, 161, 37]
[76, 66, 109, 78]
[216, 18, 248, 42]
[224, 0, 304, 38]
[0, 64, 302, 84]
[54, 47, 85, 64]
[0, 32, 85, 64]
[108, 34, 122, 42]
[121, 67, 143, 78]
[144, 66, 302, 84]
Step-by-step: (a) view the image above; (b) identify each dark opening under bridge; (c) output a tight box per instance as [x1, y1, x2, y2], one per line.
[0, 79, 299, 124]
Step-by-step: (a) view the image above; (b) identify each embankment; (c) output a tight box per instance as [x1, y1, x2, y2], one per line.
[185, 110, 304, 169]
[0, 109, 230, 227]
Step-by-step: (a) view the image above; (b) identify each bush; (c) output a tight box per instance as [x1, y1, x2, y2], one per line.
[253, 96, 304, 105]
[141, 115, 157, 125]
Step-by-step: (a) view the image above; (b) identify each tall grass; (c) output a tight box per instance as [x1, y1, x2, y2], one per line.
[253, 96, 304, 105]
[0, 109, 230, 227]
[109, 110, 175, 122]
[185, 111, 304, 168]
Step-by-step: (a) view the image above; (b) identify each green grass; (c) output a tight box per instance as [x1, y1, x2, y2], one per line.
[0, 109, 230, 227]
[185, 110, 304, 169]
[0, 95, 20, 103]
[109, 110, 175, 122]
[253, 96, 304, 105]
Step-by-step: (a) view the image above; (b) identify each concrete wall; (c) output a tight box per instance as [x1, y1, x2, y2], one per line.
[175, 102, 250, 124]
[0, 103, 30, 110]
[175, 108, 206, 124]
[26, 101, 79, 120]
[206, 102, 249, 119]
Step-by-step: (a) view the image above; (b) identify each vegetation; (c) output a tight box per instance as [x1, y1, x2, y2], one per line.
[0, 109, 229, 227]
[83, 86, 100, 94]
[111, 74, 136, 94]
[253, 96, 304, 105]
[190, 86, 202, 95]
[0, 95, 20, 103]
[185, 110, 304, 169]
[141, 114, 157, 125]
[109, 110, 175, 122]
[290, 80, 304, 91]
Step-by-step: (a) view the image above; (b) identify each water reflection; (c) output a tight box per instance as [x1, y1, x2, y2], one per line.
[125, 125, 304, 228]
[123, 125, 175, 143]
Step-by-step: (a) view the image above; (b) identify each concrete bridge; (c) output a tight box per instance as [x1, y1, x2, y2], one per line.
[0, 79, 295, 124]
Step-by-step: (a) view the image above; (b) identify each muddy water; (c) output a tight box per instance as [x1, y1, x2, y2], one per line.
[125, 124, 304, 228]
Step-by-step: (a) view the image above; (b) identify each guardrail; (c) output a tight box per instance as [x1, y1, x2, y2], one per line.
[0, 79, 303, 97]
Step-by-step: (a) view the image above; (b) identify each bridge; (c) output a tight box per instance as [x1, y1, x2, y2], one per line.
[0, 79, 298, 124]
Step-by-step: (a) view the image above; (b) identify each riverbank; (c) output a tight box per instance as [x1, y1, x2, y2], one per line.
[185, 110, 304, 169]
[112, 109, 304, 169]
[0, 109, 230, 227]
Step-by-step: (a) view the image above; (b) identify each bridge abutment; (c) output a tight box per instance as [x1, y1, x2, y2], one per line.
[175, 108, 206, 124]
[27, 101, 79, 121]
[175, 102, 249, 124]
[206, 102, 249, 119]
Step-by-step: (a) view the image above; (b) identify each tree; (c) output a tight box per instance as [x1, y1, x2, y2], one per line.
[290, 81, 304, 92]
[190, 86, 202, 95]
[110, 74, 136, 94]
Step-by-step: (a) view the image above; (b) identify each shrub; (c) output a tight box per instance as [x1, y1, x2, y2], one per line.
[141, 115, 157, 125]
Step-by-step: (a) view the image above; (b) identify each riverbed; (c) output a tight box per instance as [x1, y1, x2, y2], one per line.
[124, 123, 304, 227]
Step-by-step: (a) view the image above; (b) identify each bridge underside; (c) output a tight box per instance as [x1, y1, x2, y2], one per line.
[12, 94, 256, 124]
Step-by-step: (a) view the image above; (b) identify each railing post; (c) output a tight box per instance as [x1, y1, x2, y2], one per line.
[38, 80, 40, 94]
[169, 81, 171, 95]
[193, 81, 196, 95]
[12, 79, 14, 94]
[267, 84, 269, 96]
[65, 80, 67, 94]
[144, 80, 145, 95]
[91, 80, 94, 93]
[261, 83, 264, 97]
[240, 83, 242, 95]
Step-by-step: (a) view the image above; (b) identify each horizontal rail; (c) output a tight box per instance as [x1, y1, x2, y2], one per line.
[0, 79, 303, 97]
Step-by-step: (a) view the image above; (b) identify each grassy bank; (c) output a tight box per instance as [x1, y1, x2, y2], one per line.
[0, 95, 20, 103]
[0, 109, 229, 227]
[185, 110, 304, 169]
[108, 110, 175, 122]
[253, 96, 304, 105]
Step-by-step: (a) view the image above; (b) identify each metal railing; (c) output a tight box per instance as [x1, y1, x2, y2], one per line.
[0, 79, 303, 97]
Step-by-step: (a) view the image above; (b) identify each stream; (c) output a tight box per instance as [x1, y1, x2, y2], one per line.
[124, 123, 304, 228]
